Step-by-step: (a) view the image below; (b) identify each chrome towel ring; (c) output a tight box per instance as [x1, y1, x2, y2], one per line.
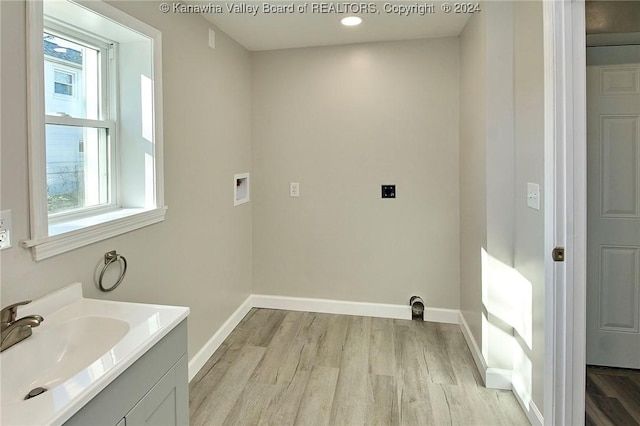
[98, 250, 128, 292]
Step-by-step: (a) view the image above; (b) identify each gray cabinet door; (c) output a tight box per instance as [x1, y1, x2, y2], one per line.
[125, 355, 189, 426]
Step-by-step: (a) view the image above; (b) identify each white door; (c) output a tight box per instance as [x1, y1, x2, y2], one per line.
[586, 46, 640, 368]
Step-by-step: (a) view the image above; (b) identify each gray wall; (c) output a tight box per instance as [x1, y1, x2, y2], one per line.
[459, 10, 487, 351]
[0, 0, 253, 360]
[513, 0, 545, 408]
[459, 0, 545, 412]
[1, 0, 547, 411]
[483, 1, 518, 373]
[251, 39, 461, 307]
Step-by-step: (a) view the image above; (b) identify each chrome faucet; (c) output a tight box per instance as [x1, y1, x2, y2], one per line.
[1, 301, 44, 352]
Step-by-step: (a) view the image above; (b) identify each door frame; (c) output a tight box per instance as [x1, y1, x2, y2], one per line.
[543, 0, 587, 424]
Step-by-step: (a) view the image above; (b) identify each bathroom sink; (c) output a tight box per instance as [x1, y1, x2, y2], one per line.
[0, 316, 129, 405]
[0, 283, 189, 426]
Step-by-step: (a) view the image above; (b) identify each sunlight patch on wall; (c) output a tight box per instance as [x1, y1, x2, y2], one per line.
[481, 247, 534, 399]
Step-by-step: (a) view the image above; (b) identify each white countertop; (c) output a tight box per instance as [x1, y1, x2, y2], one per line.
[0, 283, 189, 426]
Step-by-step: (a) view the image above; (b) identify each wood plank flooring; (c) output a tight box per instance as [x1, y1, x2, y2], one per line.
[586, 365, 640, 426]
[189, 309, 529, 426]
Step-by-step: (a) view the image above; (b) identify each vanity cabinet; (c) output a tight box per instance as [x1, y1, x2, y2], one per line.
[123, 356, 187, 425]
[64, 320, 188, 426]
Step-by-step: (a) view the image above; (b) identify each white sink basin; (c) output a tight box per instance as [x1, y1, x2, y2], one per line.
[1, 316, 129, 405]
[0, 283, 189, 426]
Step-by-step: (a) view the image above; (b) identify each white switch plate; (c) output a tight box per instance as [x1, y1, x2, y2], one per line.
[527, 182, 541, 210]
[0, 210, 12, 250]
[290, 182, 300, 197]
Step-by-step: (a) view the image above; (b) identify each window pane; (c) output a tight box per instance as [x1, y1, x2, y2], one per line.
[46, 124, 110, 214]
[54, 70, 73, 84]
[44, 32, 100, 119]
[54, 82, 73, 96]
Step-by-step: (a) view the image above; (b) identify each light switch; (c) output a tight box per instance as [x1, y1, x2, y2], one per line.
[527, 182, 540, 210]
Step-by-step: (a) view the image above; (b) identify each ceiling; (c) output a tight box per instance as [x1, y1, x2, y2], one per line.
[586, 0, 640, 35]
[193, 1, 472, 51]
[585, 1, 640, 47]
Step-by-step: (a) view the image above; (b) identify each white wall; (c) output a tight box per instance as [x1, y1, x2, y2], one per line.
[251, 38, 461, 307]
[0, 0, 253, 360]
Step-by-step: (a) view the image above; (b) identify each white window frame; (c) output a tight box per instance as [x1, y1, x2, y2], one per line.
[22, 0, 166, 261]
[44, 24, 118, 220]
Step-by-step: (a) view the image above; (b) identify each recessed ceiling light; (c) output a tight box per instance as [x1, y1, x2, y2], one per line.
[341, 16, 362, 27]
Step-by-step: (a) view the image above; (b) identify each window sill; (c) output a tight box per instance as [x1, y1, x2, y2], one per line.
[22, 206, 167, 261]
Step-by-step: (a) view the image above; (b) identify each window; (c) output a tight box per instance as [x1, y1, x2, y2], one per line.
[24, 0, 166, 261]
[44, 30, 113, 217]
[53, 70, 75, 96]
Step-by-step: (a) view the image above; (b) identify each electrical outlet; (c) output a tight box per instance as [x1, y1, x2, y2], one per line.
[290, 182, 300, 197]
[0, 230, 9, 249]
[0, 210, 12, 250]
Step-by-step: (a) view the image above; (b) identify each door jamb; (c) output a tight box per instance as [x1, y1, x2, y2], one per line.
[543, 0, 587, 424]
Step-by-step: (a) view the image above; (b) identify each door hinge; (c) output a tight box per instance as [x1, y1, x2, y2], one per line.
[552, 247, 565, 262]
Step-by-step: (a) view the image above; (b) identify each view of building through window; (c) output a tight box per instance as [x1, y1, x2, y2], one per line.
[44, 32, 109, 214]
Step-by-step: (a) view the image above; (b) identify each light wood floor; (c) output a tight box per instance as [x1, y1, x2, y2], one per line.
[586, 366, 640, 426]
[189, 309, 529, 425]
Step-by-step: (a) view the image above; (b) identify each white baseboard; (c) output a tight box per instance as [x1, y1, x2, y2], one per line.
[252, 294, 460, 324]
[530, 401, 544, 426]
[512, 380, 544, 426]
[252, 294, 411, 320]
[459, 312, 488, 385]
[423, 307, 460, 324]
[486, 368, 512, 390]
[459, 312, 512, 390]
[188, 295, 252, 381]
[459, 312, 543, 425]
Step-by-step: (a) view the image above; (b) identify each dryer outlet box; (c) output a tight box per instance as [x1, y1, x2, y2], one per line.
[382, 185, 396, 198]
